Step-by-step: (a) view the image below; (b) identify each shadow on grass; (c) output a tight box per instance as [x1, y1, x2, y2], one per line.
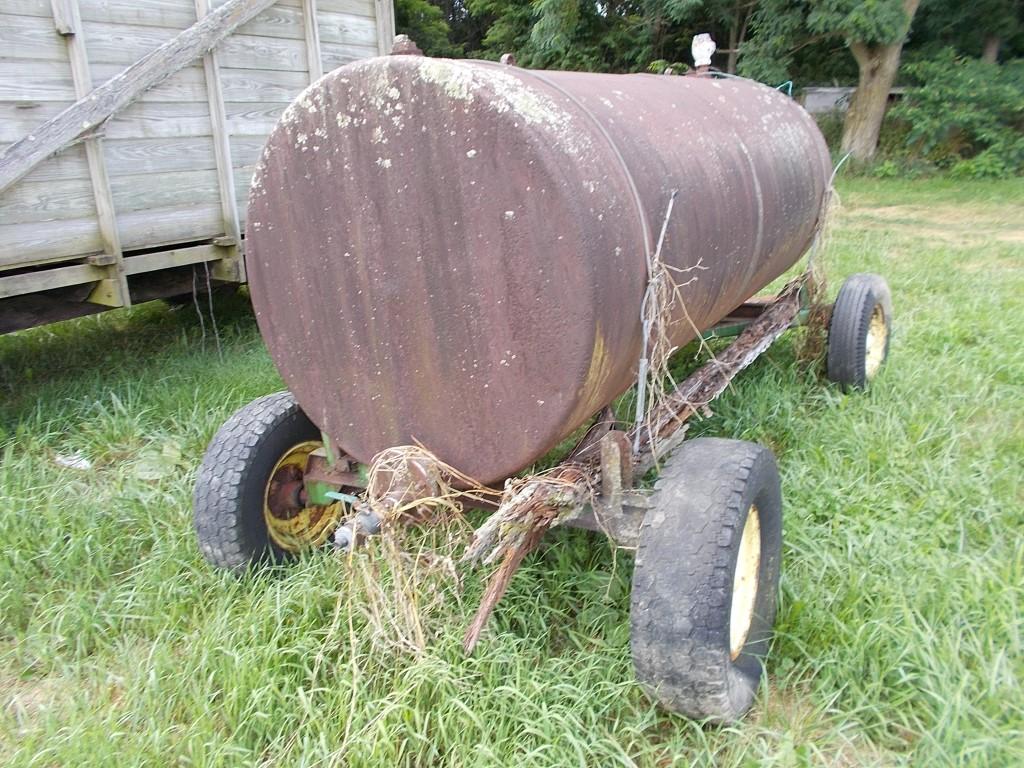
[0, 290, 260, 409]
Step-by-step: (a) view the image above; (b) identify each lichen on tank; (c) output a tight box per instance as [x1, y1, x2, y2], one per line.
[412, 59, 592, 157]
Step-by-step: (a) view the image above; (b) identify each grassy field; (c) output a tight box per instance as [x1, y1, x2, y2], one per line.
[1, 177, 1022, 767]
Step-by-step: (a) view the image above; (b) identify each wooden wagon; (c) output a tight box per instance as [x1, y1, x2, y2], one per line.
[0, 0, 394, 333]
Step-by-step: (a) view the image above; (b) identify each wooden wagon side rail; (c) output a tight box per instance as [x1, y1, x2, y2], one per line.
[0, 0, 278, 194]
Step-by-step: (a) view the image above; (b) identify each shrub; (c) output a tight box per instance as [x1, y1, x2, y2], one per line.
[892, 50, 1024, 178]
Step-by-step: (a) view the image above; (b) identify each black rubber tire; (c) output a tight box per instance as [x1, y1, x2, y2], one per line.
[193, 391, 320, 572]
[826, 273, 893, 390]
[630, 437, 783, 723]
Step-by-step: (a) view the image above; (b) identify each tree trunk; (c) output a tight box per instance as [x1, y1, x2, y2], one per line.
[651, 15, 665, 60]
[840, 0, 920, 162]
[726, 3, 740, 74]
[840, 42, 901, 161]
[982, 35, 1001, 63]
[725, 0, 751, 74]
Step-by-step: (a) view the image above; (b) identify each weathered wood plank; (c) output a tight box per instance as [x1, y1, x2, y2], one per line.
[0, 142, 88, 183]
[53, 0, 130, 306]
[0, 90, 339, 142]
[9, 0, 376, 25]
[0, 175, 99, 224]
[225, 101, 288, 134]
[90, 64, 311, 103]
[0, 217, 101, 268]
[0, 14, 71, 60]
[0, 203, 227, 267]
[0, 63, 77, 103]
[2, 168, 220, 225]
[10, 0, 197, 27]
[228, 135, 263, 168]
[0, 12, 348, 78]
[222, 0, 377, 17]
[0, 261, 106, 299]
[0, 136, 276, 182]
[316, 0, 374, 16]
[0, 61, 206, 103]
[233, 164, 256, 196]
[0, 104, 67, 143]
[59, 22, 312, 69]
[121, 242, 224, 275]
[302, 0, 323, 82]
[237, 4, 305, 40]
[0, 0, 278, 193]
[49, 0, 78, 34]
[29, 101, 281, 140]
[0, 11, 368, 68]
[1, 102, 217, 144]
[196, 0, 242, 254]
[47, 20, 321, 70]
[320, 40, 376, 72]
[117, 203, 223, 250]
[316, 9, 377, 48]
[96, 102, 215, 139]
[94, 64, 208, 101]
[218, 33, 309, 70]
[373, 0, 394, 54]
[220, 66, 312, 101]
[4, 0, 56, 18]
[109, 169, 221, 214]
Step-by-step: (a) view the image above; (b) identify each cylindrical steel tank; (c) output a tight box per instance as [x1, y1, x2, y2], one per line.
[246, 55, 831, 485]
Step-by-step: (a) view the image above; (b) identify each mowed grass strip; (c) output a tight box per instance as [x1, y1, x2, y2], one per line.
[1, 178, 1021, 767]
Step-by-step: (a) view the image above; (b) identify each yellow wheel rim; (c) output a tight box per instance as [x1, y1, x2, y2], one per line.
[865, 304, 888, 380]
[263, 440, 343, 552]
[730, 505, 761, 660]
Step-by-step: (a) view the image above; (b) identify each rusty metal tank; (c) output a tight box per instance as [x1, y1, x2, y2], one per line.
[245, 55, 831, 485]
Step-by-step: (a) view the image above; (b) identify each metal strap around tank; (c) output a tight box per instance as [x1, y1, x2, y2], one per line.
[477, 62, 654, 270]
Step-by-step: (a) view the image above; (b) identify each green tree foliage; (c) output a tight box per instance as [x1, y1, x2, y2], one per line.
[892, 51, 1024, 177]
[914, 0, 1022, 62]
[404, 0, 766, 73]
[466, 0, 654, 71]
[740, 0, 915, 83]
[395, 0, 461, 57]
[394, 0, 1023, 79]
[391, 0, 1024, 173]
[740, 0, 921, 160]
[465, 0, 534, 58]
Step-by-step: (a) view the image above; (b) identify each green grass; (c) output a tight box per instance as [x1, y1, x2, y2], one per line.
[2, 177, 1022, 766]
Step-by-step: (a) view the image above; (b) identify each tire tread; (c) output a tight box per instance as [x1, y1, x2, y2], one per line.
[631, 437, 782, 722]
[827, 273, 892, 389]
[193, 392, 313, 572]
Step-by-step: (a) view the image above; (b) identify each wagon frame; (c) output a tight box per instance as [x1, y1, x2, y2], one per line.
[0, 0, 395, 334]
[193, 264, 894, 722]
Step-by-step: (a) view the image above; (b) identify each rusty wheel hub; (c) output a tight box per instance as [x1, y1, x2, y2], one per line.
[263, 441, 344, 552]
